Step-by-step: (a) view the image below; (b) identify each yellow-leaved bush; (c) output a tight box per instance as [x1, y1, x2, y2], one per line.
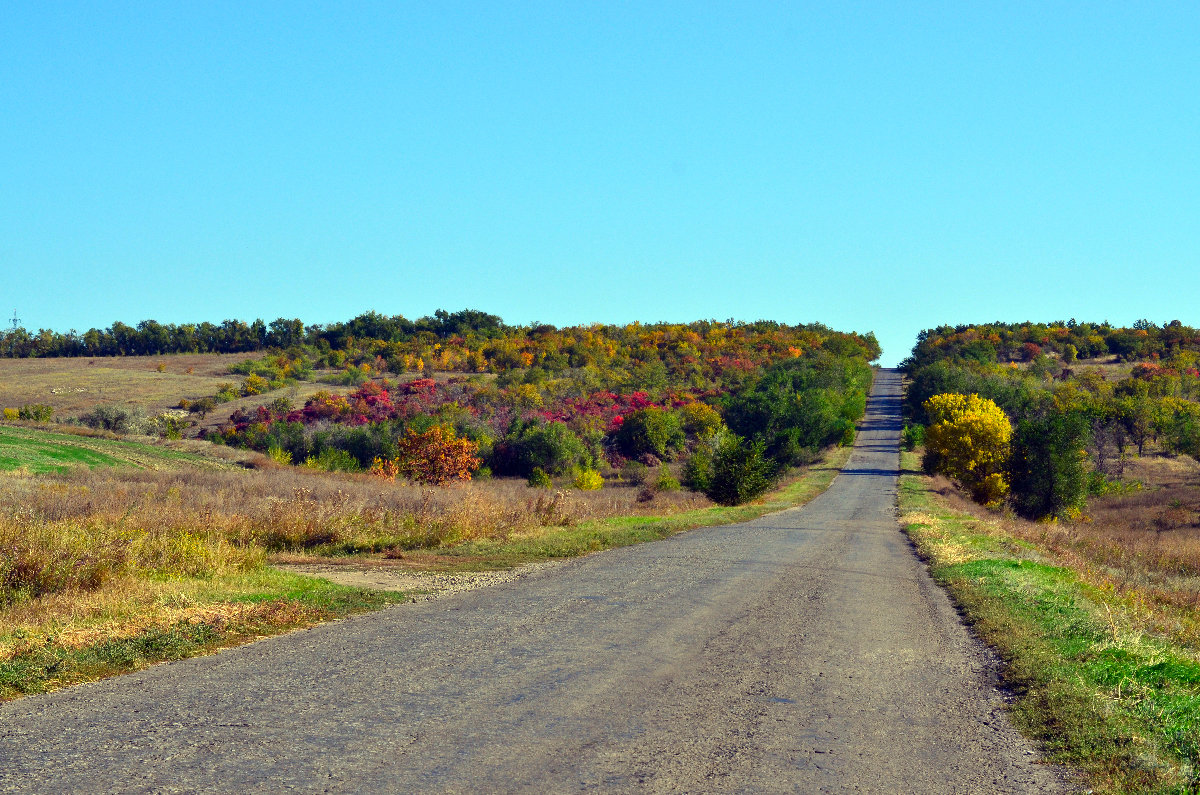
[923, 393, 1012, 506]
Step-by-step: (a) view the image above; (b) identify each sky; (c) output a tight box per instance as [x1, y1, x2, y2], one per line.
[2, 2, 1198, 366]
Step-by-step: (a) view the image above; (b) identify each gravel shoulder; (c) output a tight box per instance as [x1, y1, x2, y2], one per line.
[0, 370, 1079, 793]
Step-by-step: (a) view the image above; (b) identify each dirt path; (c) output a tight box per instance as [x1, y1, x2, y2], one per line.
[0, 370, 1075, 793]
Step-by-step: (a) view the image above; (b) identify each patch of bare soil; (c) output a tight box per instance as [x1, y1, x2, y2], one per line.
[273, 559, 565, 600]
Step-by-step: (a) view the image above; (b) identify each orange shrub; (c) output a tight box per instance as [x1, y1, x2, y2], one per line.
[396, 426, 482, 485]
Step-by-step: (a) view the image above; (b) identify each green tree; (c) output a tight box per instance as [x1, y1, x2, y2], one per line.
[1009, 409, 1090, 520]
[614, 407, 684, 460]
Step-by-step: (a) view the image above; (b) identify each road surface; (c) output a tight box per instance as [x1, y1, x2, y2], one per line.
[0, 369, 1070, 793]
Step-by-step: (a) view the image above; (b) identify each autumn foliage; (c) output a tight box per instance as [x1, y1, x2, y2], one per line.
[923, 393, 1012, 505]
[393, 426, 481, 485]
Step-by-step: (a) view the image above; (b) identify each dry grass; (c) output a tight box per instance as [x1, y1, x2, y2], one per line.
[0, 464, 710, 604]
[0, 354, 251, 417]
[922, 456, 1200, 650]
[0, 354, 350, 432]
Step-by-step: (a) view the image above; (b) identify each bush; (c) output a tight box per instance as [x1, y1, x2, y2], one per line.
[18, 404, 53, 422]
[654, 465, 680, 492]
[705, 434, 774, 506]
[834, 418, 855, 447]
[242, 373, 269, 396]
[527, 467, 553, 488]
[187, 397, 218, 418]
[303, 448, 360, 472]
[494, 420, 588, 477]
[395, 426, 481, 484]
[267, 445, 293, 465]
[571, 467, 604, 490]
[613, 407, 684, 460]
[681, 443, 714, 492]
[679, 402, 723, 438]
[2, 408, 18, 421]
[901, 424, 925, 451]
[923, 393, 1011, 505]
[78, 405, 136, 433]
[149, 413, 189, 440]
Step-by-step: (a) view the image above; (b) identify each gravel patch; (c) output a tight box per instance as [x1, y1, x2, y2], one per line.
[273, 560, 566, 600]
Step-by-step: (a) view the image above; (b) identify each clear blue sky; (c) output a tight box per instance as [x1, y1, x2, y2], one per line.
[3, 2, 1197, 366]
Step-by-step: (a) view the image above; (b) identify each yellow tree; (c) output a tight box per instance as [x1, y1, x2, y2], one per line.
[923, 393, 1012, 505]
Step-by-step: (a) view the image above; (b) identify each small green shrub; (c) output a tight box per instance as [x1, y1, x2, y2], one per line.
[78, 405, 136, 434]
[496, 420, 587, 477]
[303, 448, 360, 472]
[901, 424, 925, 451]
[654, 465, 680, 492]
[527, 467, 553, 488]
[614, 407, 684, 460]
[835, 418, 856, 447]
[681, 444, 713, 492]
[705, 434, 774, 506]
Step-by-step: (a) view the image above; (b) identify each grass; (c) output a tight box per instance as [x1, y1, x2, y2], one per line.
[0, 443, 851, 700]
[0, 353, 253, 418]
[0, 425, 230, 474]
[0, 353, 349, 435]
[0, 569, 407, 700]
[900, 451, 1200, 794]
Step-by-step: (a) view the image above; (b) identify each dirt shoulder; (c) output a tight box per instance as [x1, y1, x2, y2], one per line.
[272, 559, 566, 599]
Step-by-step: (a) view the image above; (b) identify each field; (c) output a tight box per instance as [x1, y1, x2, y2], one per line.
[0, 353, 248, 416]
[0, 353, 350, 434]
[0, 425, 242, 474]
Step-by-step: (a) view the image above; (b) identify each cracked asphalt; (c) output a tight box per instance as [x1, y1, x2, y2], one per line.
[0, 369, 1072, 793]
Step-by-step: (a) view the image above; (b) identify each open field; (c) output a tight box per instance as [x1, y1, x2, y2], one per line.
[0, 354, 251, 417]
[0, 353, 349, 431]
[900, 450, 1200, 794]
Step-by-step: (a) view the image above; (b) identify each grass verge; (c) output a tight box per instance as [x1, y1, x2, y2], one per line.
[899, 451, 1200, 794]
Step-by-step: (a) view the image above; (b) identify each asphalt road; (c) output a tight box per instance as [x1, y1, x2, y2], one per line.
[0, 369, 1071, 793]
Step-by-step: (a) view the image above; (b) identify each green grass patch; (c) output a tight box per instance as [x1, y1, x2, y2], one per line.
[0, 425, 212, 474]
[0, 569, 408, 701]
[900, 451, 1200, 794]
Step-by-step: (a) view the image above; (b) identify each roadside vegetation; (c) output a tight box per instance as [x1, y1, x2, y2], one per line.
[900, 320, 1200, 793]
[0, 310, 875, 700]
[0, 434, 849, 700]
